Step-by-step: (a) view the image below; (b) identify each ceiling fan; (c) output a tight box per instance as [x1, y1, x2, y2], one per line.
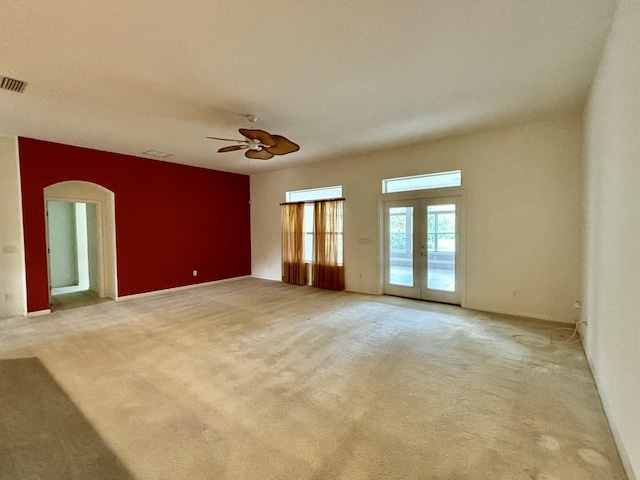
[207, 116, 299, 160]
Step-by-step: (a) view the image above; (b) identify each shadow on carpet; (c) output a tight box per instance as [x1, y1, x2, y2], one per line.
[0, 357, 135, 479]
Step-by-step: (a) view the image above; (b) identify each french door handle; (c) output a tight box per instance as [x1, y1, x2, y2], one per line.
[421, 252, 426, 257]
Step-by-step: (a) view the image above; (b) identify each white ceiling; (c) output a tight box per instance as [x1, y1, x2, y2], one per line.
[0, 0, 616, 175]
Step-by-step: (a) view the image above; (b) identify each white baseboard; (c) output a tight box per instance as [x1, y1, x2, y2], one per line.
[463, 304, 573, 324]
[251, 274, 279, 281]
[26, 309, 51, 317]
[117, 275, 252, 301]
[583, 346, 636, 480]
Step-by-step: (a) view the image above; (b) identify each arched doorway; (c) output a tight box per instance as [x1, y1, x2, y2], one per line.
[43, 181, 117, 309]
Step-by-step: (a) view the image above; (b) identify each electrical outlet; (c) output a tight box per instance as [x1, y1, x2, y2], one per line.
[577, 319, 588, 337]
[192, 270, 198, 277]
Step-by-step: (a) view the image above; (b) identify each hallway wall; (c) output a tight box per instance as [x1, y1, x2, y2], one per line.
[47, 201, 79, 288]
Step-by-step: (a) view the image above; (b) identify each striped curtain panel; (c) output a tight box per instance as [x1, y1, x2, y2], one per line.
[281, 203, 307, 285]
[312, 199, 345, 290]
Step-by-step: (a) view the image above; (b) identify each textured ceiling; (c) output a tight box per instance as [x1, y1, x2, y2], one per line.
[0, 0, 617, 174]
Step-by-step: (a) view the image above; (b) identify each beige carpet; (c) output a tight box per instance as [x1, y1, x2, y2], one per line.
[0, 357, 134, 479]
[0, 278, 627, 479]
[50, 289, 111, 311]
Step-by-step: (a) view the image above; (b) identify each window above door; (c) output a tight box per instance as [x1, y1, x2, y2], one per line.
[382, 170, 461, 194]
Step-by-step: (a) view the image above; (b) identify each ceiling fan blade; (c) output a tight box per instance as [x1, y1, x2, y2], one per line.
[265, 135, 300, 155]
[207, 136, 248, 143]
[239, 129, 277, 147]
[218, 145, 248, 153]
[245, 149, 274, 160]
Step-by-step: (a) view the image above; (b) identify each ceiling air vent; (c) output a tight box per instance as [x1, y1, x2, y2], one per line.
[0, 76, 28, 93]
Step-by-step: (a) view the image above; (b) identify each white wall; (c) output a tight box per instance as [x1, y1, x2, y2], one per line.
[583, 0, 639, 478]
[48, 201, 79, 288]
[86, 202, 100, 293]
[75, 202, 90, 288]
[251, 115, 584, 323]
[0, 136, 27, 317]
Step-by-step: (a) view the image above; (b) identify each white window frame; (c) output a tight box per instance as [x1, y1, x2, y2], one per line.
[382, 170, 461, 194]
[286, 185, 343, 203]
[285, 186, 344, 265]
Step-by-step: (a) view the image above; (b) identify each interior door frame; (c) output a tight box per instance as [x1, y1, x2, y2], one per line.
[45, 200, 81, 296]
[43, 181, 119, 306]
[44, 198, 105, 304]
[380, 187, 466, 307]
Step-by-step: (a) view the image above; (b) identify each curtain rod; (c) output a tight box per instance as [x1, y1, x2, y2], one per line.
[280, 197, 345, 206]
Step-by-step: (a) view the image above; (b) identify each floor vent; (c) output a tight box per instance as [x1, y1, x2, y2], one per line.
[0, 76, 28, 93]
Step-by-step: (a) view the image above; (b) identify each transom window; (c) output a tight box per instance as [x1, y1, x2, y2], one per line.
[286, 185, 342, 203]
[382, 170, 461, 194]
[286, 186, 343, 263]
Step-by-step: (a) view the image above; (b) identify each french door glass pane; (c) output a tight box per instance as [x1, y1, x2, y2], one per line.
[389, 207, 413, 286]
[426, 204, 456, 292]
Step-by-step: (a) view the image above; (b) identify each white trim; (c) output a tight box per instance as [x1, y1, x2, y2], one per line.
[14, 138, 29, 316]
[381, 186, 466, 202]
[382, 170, 462, 194]
[286, 185, 343, 203]
[583, 347, 637, 480]
[26, 309, 52, 317]
[45, 197, 105, 297]
[251, 274, 276, 281]
[467, 305, 573, 324]
[117, 275, 252, 301]
[44, 181, 118, 301]
[377, 198, 385, 295]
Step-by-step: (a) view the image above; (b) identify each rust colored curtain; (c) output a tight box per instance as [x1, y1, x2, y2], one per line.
[312, 199, 345, 290]
[281, 203, 307, 285]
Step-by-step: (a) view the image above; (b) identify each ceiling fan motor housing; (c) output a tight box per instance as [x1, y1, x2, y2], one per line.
[248, 138, 263, 150]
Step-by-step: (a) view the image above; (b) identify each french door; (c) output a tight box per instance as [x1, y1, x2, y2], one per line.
[384, 197, 463, 304]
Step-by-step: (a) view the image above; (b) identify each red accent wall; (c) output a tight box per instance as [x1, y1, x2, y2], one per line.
[19, 137, 251, 313]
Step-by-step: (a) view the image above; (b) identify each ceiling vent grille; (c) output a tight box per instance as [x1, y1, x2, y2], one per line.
[0, 76, 28, 93]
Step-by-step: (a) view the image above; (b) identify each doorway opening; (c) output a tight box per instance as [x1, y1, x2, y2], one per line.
[44, 181, 118, 311]
[47, 201, 107, 310]
[383, 196, 464, 305]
